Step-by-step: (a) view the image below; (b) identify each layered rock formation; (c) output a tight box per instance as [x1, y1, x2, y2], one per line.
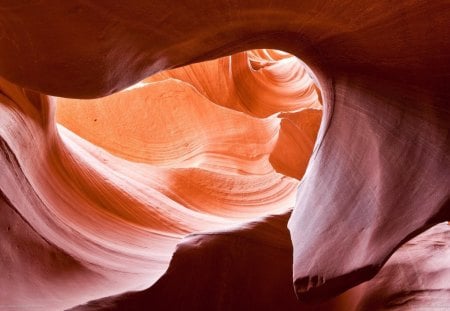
[0, 1, 449, 310]
[0, 49, 320, 309]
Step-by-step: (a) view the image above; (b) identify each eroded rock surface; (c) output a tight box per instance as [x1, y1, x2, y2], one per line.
[0, 49, 320, 309]
[0, 1, 449, 310]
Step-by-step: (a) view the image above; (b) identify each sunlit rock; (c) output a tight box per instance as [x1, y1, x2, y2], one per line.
[0, 1, 449, 310]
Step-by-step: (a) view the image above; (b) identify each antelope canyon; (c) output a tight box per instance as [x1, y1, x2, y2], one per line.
[0, 1, 449, 311]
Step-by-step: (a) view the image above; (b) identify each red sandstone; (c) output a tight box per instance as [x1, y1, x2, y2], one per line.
[0, 1, 449, 310]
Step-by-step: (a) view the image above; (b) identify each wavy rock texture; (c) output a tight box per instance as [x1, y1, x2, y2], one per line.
[0, 1, 449, 310]
[0, 50, 318, 310]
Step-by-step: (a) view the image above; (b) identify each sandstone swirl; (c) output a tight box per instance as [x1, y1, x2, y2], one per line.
[0, 1, 449, 310]
[0, 50, 320, 310]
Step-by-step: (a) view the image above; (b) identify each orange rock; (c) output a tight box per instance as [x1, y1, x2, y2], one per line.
[0, 49, 321, 309]
[0, 1, 449, 309]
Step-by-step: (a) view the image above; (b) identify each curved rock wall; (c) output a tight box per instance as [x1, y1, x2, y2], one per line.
[0, 49, 320, 309]
[0, 1, 449, 310]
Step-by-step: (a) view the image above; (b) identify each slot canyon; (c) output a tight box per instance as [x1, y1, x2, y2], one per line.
[0, 1, 449, 310]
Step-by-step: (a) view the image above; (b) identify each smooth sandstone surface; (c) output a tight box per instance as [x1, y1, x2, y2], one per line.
[73, 218, 450, 311]
[0, 1, 449, 310]
[0, 49, 319, 309]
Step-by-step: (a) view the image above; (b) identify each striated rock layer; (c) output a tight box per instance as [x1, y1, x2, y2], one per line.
[0, 49, 320, 309]
[0, 1, 449, 310]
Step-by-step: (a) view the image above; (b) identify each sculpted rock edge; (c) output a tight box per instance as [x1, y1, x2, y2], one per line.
[0, 0, 449, 309]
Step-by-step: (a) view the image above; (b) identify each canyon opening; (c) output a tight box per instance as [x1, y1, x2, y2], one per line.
[0, 2, 449, 311]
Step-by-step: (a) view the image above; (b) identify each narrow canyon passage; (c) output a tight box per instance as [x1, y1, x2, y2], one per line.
[0, 1, 449, 310]
[1, 49, 324, 309]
